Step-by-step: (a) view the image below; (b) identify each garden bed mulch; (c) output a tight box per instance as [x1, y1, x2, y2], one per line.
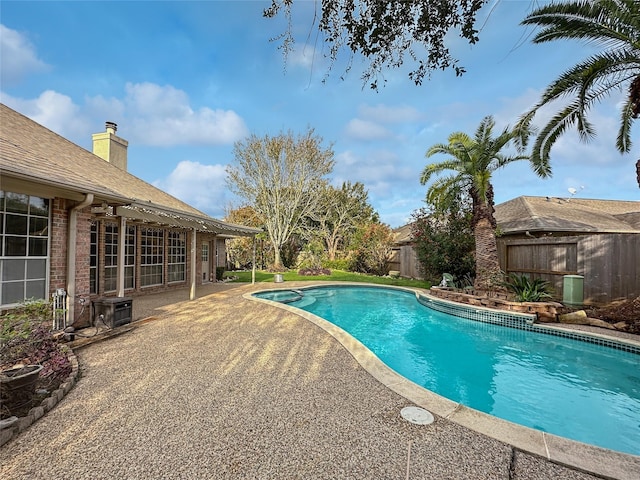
[0, 350, 79, 447]
[586, 296, 640, 334]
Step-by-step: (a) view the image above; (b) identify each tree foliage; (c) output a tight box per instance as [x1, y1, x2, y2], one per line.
[224, 205, 270, 270]
[226, 128, 335, 269]
[348, 222, 394, 276]
[410, 201, 475, 284]
[420, 115, 538, 291]
[304, 181, 377, 261]
[263, 0, 487, 89]
[519, 0, 640, 187]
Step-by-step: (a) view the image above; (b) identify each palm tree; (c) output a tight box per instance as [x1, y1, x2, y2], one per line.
[420, 115, 548, 291]
[519, 0, 640, 187]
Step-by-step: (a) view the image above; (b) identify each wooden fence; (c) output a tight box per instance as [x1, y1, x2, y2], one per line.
[497, 233, 639, 305]
[389, 245, 423, 279]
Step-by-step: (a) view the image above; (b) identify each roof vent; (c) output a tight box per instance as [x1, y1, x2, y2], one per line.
[105, 121, 117, 134]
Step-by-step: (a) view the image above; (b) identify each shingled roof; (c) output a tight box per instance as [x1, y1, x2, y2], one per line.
[0, 104, 259, 236]
[494, 196, 640, 234]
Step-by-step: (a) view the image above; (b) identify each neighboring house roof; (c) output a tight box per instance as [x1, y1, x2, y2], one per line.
[495, 196, 640, 234]
[0, 104, 259, 236]
[393, 223, 414, 245]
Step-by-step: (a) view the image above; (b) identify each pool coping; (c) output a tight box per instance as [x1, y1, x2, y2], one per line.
[245, 282, 640, 480]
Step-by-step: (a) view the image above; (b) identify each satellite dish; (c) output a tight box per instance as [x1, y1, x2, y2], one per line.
[568, 187, 577, 195]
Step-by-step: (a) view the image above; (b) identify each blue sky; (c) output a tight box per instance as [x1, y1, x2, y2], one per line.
[2, 1, 638, 227]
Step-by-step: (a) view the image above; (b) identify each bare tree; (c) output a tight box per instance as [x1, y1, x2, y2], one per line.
[226, 129, 335, 269]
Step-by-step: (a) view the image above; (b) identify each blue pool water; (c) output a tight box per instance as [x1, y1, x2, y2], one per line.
[254, 286, 640, 455]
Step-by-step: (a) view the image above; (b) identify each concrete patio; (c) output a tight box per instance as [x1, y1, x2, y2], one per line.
[0, 282, 635, 479]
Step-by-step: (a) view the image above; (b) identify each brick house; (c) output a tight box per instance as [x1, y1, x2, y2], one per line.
[0, 104, 259, 327]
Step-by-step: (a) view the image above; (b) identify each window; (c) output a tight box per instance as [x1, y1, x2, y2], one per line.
[124, 225, 135, 290]
[104, 223, 118, 292]
[167, 231, 186, 283]
[202, 243, 209, 262]
[0, 191, 49, 306]
[90, 222, 98, 294]
[140, 228, 163, 287]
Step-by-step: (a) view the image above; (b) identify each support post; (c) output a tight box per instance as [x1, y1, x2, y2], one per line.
[190, 227, 197, 300]
[252, 235, 256, 284]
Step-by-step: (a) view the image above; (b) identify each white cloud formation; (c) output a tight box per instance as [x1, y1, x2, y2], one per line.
[153, 160, 230, 218]
[2, 81, 249, 148]
[123, 82, 249, 146]
[358, 104, 423, 124]
[344, 118, 393, 141]
[0, 24, 49, 86]
[1, 90, 89, 140]
[288, 43, 317, 70]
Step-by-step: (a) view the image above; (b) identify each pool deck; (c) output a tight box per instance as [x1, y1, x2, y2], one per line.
[1, 281, 638, 479]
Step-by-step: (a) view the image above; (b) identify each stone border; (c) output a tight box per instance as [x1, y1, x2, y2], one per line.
[246, 284, 640, 480]
[429, 286, 563, 321]
[0, 350, 80, 447]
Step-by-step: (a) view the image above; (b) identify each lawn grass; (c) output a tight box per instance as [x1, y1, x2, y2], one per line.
[223, 269, 431, 289]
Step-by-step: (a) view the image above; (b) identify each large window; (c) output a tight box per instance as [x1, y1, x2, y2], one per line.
[140, 228, 163, 287]
[0, 191, 49, 306]
[167, 231, 186, 283]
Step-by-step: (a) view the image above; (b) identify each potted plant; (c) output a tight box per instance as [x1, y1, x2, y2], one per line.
[0, 300, 54, 417]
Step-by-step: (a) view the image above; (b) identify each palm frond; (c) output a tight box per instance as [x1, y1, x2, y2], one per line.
[523, 0, 640, 49]
[617, 96, 635, 152]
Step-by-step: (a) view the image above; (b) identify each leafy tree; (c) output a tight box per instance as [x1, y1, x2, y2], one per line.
[226, 128, 335, 269]
[420, 115, 543, 291]
[349, 222, 394, 276]
[304, 181, 377, 261]
[224, 205, 270, 269]
[263, 0, 487, 89]
[411, 200, 475, 284]
[519, 0, 640, 187]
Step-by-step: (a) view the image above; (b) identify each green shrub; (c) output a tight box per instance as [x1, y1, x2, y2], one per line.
[322, 258, 350, 270]
[215, 267, 225, 281]
[501, 273, 553, 302]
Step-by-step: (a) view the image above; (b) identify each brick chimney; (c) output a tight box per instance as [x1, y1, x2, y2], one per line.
[92, 121, 128, 171]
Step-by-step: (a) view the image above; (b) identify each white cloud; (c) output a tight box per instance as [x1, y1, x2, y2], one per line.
[334, 149, 417, 198]
[344, 118, 393, 141]
[153, 160, 230, 218]
[358, 104, 423, 124]
[123, 82, 249, 146]
[1, 90, 89, 140]
[288, 43, 316, 70]
[0, 24, 49, 86]
[3, 81, 249, 148]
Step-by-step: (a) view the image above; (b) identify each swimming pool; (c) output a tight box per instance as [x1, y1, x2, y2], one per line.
[253, 285, 640, 456]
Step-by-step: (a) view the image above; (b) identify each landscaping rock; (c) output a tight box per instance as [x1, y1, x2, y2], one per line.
[558, 310, 588, 324]
[585, 318, 616, 330]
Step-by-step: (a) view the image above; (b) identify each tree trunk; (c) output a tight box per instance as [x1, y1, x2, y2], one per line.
[272, 243, 284, 271]
[473, 215, 502, 292]
[636, 159, 640, 188]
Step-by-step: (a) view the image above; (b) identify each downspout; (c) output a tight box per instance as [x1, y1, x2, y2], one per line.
[67, 193, 94, 326]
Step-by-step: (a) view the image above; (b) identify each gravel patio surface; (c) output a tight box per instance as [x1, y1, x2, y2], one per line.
[0, 283, 607, 479]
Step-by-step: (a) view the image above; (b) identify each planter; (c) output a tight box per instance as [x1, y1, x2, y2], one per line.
[1, 365, 43, 416]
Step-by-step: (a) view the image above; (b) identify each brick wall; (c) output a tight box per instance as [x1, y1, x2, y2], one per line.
[49, 198, 68, 292]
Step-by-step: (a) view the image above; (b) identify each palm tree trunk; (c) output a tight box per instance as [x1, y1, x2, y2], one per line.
[636, 159, 640, 188]
[473, 216, 503, 292]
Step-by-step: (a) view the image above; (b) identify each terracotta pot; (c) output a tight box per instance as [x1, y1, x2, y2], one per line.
[0, 365, 43, 415]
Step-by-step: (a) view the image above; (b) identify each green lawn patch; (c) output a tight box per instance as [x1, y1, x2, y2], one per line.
[223, 269, 431, 289]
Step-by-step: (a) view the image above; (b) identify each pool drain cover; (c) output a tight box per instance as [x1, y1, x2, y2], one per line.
[401, 406, 434, 425]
